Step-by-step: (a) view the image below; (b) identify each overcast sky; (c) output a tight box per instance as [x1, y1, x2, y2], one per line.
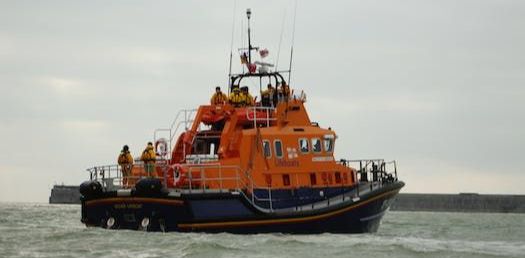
[1, 0, 524, 202]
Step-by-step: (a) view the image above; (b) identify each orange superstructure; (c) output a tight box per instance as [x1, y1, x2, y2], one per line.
[153, 77, 356, 193]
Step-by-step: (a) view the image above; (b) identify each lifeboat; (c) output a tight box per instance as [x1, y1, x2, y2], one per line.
[80, 9, 404, 233]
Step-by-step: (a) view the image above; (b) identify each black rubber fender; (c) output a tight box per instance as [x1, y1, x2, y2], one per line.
[79, 180, 102, 198]
[134, 178, 164, 197]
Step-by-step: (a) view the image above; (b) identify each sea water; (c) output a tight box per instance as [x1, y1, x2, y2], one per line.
[0, 203, 524, 258]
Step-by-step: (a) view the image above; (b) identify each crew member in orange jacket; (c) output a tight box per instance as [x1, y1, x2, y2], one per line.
[210, 86, 228, 105]
[117, 145, 134, 187]
[140, 142, 156, 177]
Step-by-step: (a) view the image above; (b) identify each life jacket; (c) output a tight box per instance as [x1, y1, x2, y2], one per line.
[211, 92, 228, 105]
[243, 93, 254, 106]
[229, 92, 243, 107]
[118, 151, 133, 165]
[141, 147, 156, 163]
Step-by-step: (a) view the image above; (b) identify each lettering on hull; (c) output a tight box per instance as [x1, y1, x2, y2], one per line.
[312, 156, 334, 162]
[275, 160, 300, 167]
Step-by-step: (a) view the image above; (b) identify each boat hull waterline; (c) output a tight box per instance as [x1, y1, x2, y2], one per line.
[81, 181, 404, 234]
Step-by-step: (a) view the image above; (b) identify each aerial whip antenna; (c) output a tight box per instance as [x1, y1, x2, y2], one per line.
[287, 0, 298, 84]
[275, 9, 287, 70]
[227, 0, 237, 90]
[247, 8, 253, 64]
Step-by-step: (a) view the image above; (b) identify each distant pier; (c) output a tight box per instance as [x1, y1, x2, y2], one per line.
[49, 185, 525, 213]
[391, 193, 525, 213]
[49, 185, 81, 204]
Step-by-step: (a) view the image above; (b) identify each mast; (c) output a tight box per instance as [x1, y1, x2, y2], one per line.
[246, 8, 252, 64]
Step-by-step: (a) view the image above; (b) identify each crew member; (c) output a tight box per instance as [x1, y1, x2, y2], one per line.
[117, 145, 134, 187]
[228, 85, 243, 107]
[277, 82, 291, 103]
[140, 142, 156, 177]
[371, 162, 379, 182]
[241, 86, 254, 106]
[261, 84, 275, 107]
[210, 86, 228, 105]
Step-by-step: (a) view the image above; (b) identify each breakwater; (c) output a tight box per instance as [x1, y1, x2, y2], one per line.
[48, 185, 525, 213]
[391, 193, 525, 213]
[49, 185, 81, 204]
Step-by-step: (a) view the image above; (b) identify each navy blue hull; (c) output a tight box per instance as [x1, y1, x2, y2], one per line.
[81, 181, 404, 234]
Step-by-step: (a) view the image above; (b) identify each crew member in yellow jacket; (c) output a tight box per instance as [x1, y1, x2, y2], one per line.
[229, 85, 244, 107]
[210, 86, 228, 105]
[140, 142, 156, 177]
[241, 86, 254, 106]
[117, 145, 134, 186]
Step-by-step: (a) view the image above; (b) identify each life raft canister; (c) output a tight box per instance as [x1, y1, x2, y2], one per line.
[155, 138, 168, 158]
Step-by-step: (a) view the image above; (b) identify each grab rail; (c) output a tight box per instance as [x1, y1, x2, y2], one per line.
[245, 106, 276, 128]
[153, 109, 197, 159]
[338, 159, 398, 195]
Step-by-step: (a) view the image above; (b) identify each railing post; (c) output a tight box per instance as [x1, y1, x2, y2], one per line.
[357, 180, 360, 197]
[253, 107, 257, 128]
[251, 175, 254, 204]
[201, 167, 205, 192]
[268, 187, 273, 212]
[394, 161, 398, 181]
[266, 108, 270, 127]
[359, 161, 363, 182]
[219, 166, 223, 192]
[188, 167, 192, 194]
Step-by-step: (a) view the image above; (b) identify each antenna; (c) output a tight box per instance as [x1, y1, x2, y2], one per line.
[227, 0, 237, 86]
[288, 0, 298, 84]
[246, 8, 252, 64]
[275, 9, 287, 70]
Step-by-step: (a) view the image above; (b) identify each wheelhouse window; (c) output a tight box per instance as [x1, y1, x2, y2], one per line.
[263, 140, 271, 158]
[311, 138, 322, 153]
[323, 136, 334, 153]
[274, 140, 283, 158]
[299, 138, 309, 153]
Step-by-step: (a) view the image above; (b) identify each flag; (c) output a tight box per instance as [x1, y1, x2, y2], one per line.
[248, 63, 257, 73]
[259, 48, 269, 58]
[240, 52, 248, 64]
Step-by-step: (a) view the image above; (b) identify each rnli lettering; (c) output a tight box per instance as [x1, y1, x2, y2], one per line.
[312, 156, 334, 162]
[275, 159, 299, 167]
[114, 203, 143, 209]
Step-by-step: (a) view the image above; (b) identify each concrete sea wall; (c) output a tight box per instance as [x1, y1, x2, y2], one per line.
[49, 185, 81, 204]
[391, 193, 525, 213]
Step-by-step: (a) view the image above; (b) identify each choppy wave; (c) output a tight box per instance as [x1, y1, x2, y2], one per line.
[1, 203, 524, 258]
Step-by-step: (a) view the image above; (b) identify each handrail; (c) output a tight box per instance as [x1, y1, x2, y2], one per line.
[153, 109, 197, 159]
[245, 106, 276, 128]
[337, 158, 399, 194]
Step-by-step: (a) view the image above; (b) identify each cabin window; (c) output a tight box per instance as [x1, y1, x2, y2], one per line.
[311, 138, 322, 153]
[299, 138, 309, 153]
[282, 174, 290, 186]
[274, 140, 283, 158]
[310, 173, 317, 185]
[323, 137, 334, 152]
[263, 140, 271, 158]
[335, 172, 342, 184]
